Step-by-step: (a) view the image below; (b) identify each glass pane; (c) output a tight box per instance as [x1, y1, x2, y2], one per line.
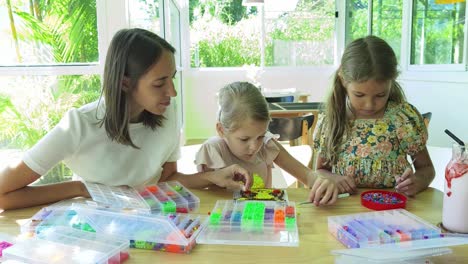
[128, 0, 162, 36]
[345, 0, 369, 44]
[0, 0, 98, 65]
[189, 1, 261, 67]
[265, 0, 335, 66]
[345, 0, 403, 59]
[411, 0, 465, 65]
[0, 75, 101, 184]
[371, 1, 403, 59]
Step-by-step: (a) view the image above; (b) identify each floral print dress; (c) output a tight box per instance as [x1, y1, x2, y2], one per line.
[313, 101, 428, 188]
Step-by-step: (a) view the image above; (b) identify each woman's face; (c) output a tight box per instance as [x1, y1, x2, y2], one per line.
[128, 50, 177, 122]
[345, 79, 391, 119]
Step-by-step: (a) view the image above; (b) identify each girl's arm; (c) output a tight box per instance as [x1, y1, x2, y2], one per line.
[0, 160, 89, 210]
[272, 141, 338, 205]
[271, 141, 310, 185]
[395, 147, 435, 196]
[161, 161, 252, 190]
[316, 155, 357, 194]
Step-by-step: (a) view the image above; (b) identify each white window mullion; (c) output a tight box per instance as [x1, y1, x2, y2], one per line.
[0, 65, 100, 76]
[335, 0, 346, 65]
[464, 1, 468, 71]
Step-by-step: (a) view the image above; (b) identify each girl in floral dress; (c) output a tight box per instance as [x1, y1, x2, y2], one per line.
[313, 36, 435, 197]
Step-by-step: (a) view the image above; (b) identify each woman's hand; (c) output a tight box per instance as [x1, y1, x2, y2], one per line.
[208, 164, 252, 191]
[307, 172, 338, 206]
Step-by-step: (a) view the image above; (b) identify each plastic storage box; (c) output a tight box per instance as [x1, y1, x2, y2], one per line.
[328, 209, 442, 248]
[84, 181, 200, 214]
[197, 200, 299, 247]
[34, 204, 206, 254]
[3, 226, 129, 264]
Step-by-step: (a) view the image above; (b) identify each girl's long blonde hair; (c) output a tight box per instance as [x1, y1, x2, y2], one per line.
[322, 36, 407, 165]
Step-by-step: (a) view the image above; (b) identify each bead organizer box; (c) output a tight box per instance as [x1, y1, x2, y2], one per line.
[33, 204, 206, 254]
[328, 209, 442, 249]
[84, 181, 200, 214]
[3, 227, 129, 264]
[361, 190, 407, 211]
[197, 200, 299, 247]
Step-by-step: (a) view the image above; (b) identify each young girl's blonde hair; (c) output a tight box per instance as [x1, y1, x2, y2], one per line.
[322, 35, 407, 165]
[218, 82, 270, 132]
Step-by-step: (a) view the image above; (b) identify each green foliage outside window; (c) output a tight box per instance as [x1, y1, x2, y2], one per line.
[0, 0, 100, 184]
[190, 0, 335, 67]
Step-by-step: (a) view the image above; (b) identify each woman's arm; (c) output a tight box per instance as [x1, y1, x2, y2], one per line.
[395, 147, 435, 196]
[0, 160, 89, 210]
[161, 161, 252, 190]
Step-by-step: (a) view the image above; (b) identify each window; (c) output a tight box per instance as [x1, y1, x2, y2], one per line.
[343, 0, 467, 72]
[0, 74, 101, 184]
[189, 0, 336, 68]
[0, 0, 98, 66]
[128, 0, 162, 36]
[0, 0, 183, 183]
[0, 0, 100, 184]
[265, 0, 335, 66]
[410, 0, 465, 66]
[345, 0, 403, 59]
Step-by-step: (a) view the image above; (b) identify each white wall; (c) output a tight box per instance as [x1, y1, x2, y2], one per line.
[183, 68, 468, 148]
[401, 80, 468, 147]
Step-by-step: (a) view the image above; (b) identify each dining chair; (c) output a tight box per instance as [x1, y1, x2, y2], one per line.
[422, 112, 432, 128]
[268, 114, 315, 145]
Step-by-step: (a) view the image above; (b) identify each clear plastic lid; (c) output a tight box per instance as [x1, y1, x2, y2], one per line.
[3, 226, 129, 264]
[84, 182, 150, 212]
[328, 209, 442, 249]
[197, 200, 298, 247]
[35, 203, 205, 253]
[84, 181, 200, 214]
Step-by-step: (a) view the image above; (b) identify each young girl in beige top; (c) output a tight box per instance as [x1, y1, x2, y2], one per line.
[196, 82, 338, 205]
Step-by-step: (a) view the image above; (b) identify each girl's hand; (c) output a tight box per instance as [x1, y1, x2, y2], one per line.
[308, 173, 338, 206]
[395, 168, 419, 196]
[79, 181, 91, 198]
[331, 174, 357, 194]
[209, 164, 252, 191]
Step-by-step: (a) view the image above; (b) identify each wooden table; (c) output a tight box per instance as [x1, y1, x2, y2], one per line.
[1, 188, 467, 263]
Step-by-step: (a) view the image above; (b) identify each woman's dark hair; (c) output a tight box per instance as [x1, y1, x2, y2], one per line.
[100, 28, 176, 148]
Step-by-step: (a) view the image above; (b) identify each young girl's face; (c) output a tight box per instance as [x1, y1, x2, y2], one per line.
[128, 50, 177, 122]
[345, 79, 391, 119]
[219, 118, 269, 162]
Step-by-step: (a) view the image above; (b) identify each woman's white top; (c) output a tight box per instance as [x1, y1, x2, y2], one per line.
[23, 99, 181, 187]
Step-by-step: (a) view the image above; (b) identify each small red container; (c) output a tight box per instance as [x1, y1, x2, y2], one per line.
[361, 190, 407, 211]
